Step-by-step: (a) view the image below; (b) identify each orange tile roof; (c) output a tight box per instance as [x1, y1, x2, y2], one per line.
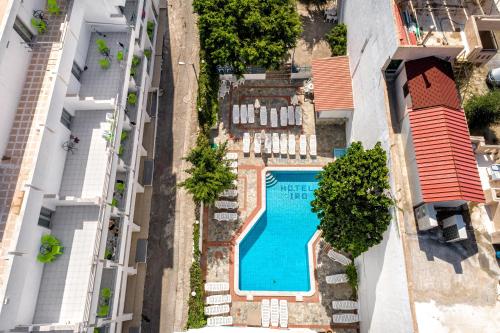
[312, 56, 354, 112]
[409, 106, 484, 203]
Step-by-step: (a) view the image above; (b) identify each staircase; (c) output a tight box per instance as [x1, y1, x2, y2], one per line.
[266, 172, 278, 187]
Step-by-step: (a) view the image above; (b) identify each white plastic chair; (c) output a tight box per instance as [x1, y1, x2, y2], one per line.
[240, 104, 248, 124]
[287, 106, 295, 125]
[271, 108, 278, 127]
[205, 282, 230, 292]
[248, 104, 255, 124]
[206, 294, 232, 305]
[327, 249, 352, 266]
[279, 300, 288, 328]
[243, 133, 250, 154]
[309, 135, 317, 157]
[272, 133, 280, 155]
[332, 313, 359, 324]
[205, 304, 230, 316]
[295, 106, 302, 126]
[254, 133, 261, 155]
[261, 299, 270, 328]
[326, 273, 348, 284]
[332, 300, 359, 310]
[264, 133, 272, 155]
[260, 106, 267, 126]
[270, 299, 279, 327]
[280, 133, 288, 156]
[288, 134, 296, 156]
[232, 105, 240, 124]
[280, 107, 287, 127]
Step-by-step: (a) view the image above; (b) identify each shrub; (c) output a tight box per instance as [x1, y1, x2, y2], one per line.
[31, 18, 47, 34]
[101, 287, 112, 300]
[96, 39, 109, 55]
[147, 20, 155, 40]
[345, 263, 358, 297]
[99, 58, 111, 69]
[117, 50, 124, 62]
[464, 90, 500, 131]
[186, 222, 206, 329]
[312, 142, 392, 258]
[325, 24, 347, 56]
[118, 145, 124, 156]
[132, 55, 141, 67]
[144, 49, 152, 59]
[47, 0, 60, 15]
[115, 182, 125, 193]
[127, 93, 137, 105]
[197, 60, 219, 129]
[96, 305, 109, 317]
[111, 198, 118, 207]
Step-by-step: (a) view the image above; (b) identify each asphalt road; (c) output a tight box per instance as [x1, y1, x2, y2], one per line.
[141, 0, 199, 332]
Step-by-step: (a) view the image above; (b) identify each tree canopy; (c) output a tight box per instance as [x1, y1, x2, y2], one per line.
[179, 135, 237, 204]
[311, 142, 392, 258]
[325, 23, 347, 56]
[464, 90, 500, 131]
[193, 0, 302, 74]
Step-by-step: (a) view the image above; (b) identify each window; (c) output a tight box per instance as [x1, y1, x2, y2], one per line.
[71, 62, 84, 81]
[13, 17, 33, 44]
[60, 108, 73, 130]
[38, 207, 53, 229]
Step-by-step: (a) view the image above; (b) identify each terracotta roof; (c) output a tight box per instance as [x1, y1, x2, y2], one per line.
[312, 56, 354, 112]
[405, 57, 461, 111]
[409, 106, 484, 203]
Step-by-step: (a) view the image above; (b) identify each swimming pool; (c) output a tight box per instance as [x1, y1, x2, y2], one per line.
[237, 169, 320, 294]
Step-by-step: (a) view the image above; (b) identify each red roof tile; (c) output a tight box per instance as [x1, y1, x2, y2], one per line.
[409, 106, 484, 203]
[312, 56, 354, 112]
[405, 57, 461, 111]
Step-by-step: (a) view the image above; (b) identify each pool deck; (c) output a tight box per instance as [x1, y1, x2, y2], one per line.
[202, 78, 357, 332]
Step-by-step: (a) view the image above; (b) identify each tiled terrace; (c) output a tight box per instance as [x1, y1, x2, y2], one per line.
[34, 205, 100, 324]
[59, 109, 111, 200]
[204, 79, 356, 331]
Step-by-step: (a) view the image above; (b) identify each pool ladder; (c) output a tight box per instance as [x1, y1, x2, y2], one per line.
[265, 172, 278, 187]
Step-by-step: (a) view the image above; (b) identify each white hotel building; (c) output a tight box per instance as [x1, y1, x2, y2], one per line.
[0, 0, 160, 331]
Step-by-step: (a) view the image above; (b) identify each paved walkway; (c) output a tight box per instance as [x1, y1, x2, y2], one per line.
[140, 0, 199, 332]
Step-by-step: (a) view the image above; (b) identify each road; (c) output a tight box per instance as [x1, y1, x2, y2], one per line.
[141, 0, 199, 332]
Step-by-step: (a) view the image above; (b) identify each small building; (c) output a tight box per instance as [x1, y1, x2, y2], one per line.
[311, 56, 354, 138]
[396, 56, 485, 240]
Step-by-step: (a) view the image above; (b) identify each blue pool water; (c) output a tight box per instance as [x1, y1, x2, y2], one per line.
[239, 171, 320, 292]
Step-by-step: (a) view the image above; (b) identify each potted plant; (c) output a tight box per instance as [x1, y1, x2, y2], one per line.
[96, 39, 109, 55]
[97, 304, 109, 317]
[111, 198, 118, 207]
[120, 131, 128, 142]
[117, 50, 124, 62]
[127, 93, 137, 106]
[115, 182, 125, 193]
[47, 0, 60, 15]
[104, 248, 113, 260]
[99, 58, 111, 69]
[144, 49, 152, 59]
[147, 20, 155, 40]
[37, 234, 63, 263]
[31, 18, 47, 34]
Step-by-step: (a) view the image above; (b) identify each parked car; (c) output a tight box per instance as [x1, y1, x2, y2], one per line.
[486, 67, 500, 87]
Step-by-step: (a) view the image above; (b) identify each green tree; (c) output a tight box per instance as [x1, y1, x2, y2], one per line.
[325, 24, 347, 56]
[311, 142, 392, 258]
[179, 135, 236, 203]
[464, 90, 500, 131]
[193, 0, 302, 75]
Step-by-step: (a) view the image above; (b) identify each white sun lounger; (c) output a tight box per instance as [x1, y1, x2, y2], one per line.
[288, 134, 296, 156]
[260, 106, 267, 126]
[270, 299, 279, 327]
[332, 300, 359, 310]
[279, 107, 287, 127]
[299, 135, 307, 156]
[280, 134, 288, 156]
[240, 104, 248, 124]
[270, 108, 278, 127]
[215, 201, 238, 210]
[327, 249, 352, 266]
[264, 133, 272, 155]
[243, 133, 250, 154]
[206, 294, 232, 305]
[220, 189, 238, 198]
[225, 152, 238, 160]
[214, 212, 238, 222]
[205, 282, 230, 292]
[261, 299, 270, 328]
[309, 135, 317, 157]
[207, 316, 233, 327]
[229, 160, 238, 169]
[205, 304, 230, 316]
[332, 313, 359, 324]
[326, 273, 348, 284]
[254, 133, 261, 155]
[295, 106, 302, 126]
[248, 104, 255, 124]
[279, 300, 288, 328]
[272, 133, 280, 154]
[232, 105, 240, 124]
[287, 106, 295, 125]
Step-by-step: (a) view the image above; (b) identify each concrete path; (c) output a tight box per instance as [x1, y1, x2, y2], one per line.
[141, 0, 199, 332]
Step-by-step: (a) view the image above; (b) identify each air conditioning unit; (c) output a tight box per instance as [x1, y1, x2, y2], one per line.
[414, 204, 438, 231]
[443, 215, 468, 243]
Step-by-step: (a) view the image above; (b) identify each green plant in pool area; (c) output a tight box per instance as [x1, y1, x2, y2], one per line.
[96, 39, 110, 55]
[115, 182, 125, 193]
[147, 20, 155, 40]
[186, 222, 206, 328]
[97, 304, 110, 317]
[325, 24, 347, 56]
[345, 263, 358, 297]
[127, 93, 137, 106]
[31, 18, 47, 34]
[47, 0, 60, 15]
[144, 49, 152, 59]
[99, 58, 111, 69]
[117, 50, 124, 62]
[311, 142, 392, 258]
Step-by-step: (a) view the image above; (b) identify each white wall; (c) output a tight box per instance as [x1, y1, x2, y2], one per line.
[343, 1, 414, 332]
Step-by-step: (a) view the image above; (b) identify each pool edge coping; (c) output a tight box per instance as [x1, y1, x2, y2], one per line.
[234, 166, 323, 297]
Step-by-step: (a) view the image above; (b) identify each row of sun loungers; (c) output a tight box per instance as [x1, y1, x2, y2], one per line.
[233, 105, 302, 127]
[243, 133, 317, 157]
[205, 280, 233, 326]
[261, 299, 288, 328]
